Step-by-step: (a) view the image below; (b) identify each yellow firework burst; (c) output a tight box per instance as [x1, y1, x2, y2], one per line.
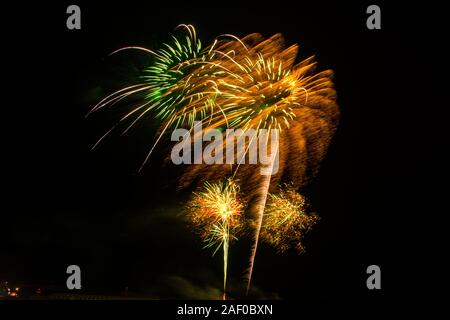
[185, 179, 245, 299]
[261, 185, 319, 253]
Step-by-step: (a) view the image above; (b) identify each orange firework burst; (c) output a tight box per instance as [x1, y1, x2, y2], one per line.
[261, 185, 319, 253]
[185, 179, 245, 299]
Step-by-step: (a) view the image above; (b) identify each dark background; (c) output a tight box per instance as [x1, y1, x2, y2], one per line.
[2, 1, 447, 299]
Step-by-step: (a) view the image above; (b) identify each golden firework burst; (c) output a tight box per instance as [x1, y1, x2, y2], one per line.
[185, 179, 245, 299]
[261, 185, 319, 253]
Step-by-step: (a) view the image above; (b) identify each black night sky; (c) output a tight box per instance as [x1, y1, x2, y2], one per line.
[2, 1, 447, 300]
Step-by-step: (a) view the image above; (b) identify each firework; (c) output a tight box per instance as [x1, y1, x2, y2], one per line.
[185, 179, 245, 299]
[88, 25, 240, 171]
[90, 26, 339, 296]
[261, 186, 319, 253]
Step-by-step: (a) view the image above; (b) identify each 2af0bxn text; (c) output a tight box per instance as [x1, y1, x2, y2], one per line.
[177, 304, 273, 318]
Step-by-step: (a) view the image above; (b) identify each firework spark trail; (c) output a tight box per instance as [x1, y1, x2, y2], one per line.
[186, 179, 244, 300]
[245, 132, 279, 296]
